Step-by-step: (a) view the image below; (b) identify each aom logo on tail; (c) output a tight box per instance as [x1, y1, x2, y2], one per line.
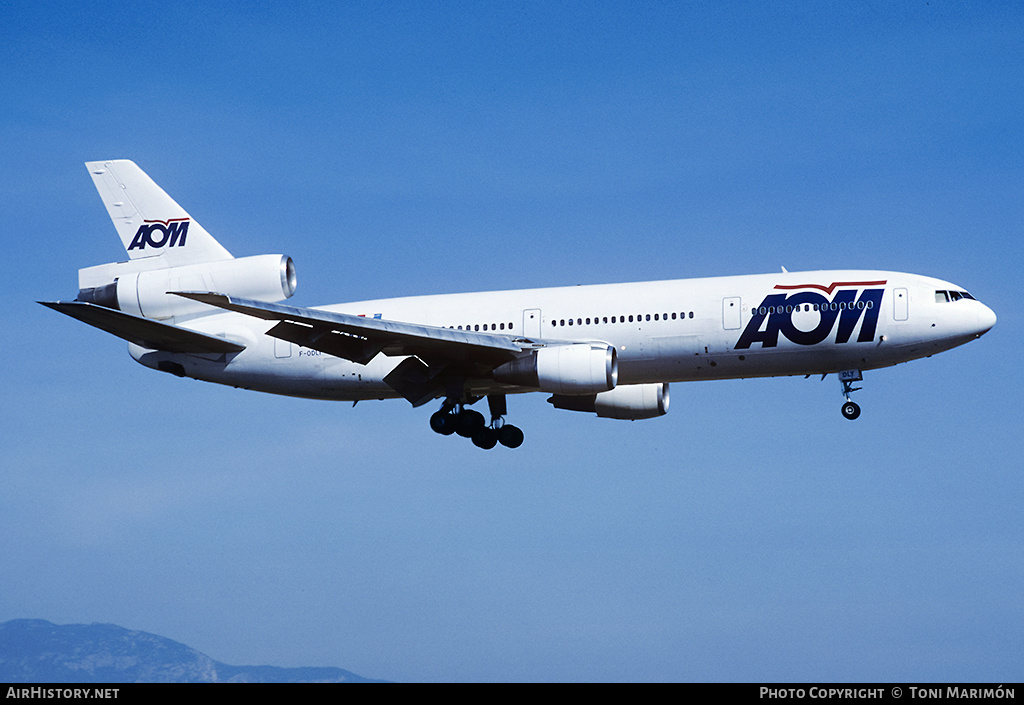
[128, 218, 190, 251]
[736, 280, 886, 349]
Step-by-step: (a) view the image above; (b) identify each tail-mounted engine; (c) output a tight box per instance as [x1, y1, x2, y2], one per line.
[76, 254, 296, 320]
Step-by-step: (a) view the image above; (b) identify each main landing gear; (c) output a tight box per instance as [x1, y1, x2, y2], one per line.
[429, 394, 524, 450]
[839, 369, 863, 420]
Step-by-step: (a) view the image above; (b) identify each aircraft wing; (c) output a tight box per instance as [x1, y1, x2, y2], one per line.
[39, 301, 246, 354]
[173, 292, 527, 366]
[175, 292, 532, 406]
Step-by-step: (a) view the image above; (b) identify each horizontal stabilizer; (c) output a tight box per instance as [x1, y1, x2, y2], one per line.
[39, 301, 245, 354]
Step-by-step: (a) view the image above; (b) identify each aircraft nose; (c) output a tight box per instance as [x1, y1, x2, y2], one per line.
[976, 303, 997, 337]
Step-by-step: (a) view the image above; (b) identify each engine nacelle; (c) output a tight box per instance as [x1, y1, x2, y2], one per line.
[549, 383, 670, 420]
[77, 254, 296, 320]
[493, 343, 618, 395]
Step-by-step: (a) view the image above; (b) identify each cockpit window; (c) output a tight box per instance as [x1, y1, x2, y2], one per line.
[936, 289, 975, 303]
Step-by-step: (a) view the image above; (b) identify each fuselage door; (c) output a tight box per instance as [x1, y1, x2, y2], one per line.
[523, 308, 542, 339]
[723, 297, 742, 330]
[894, 288, 909, 321]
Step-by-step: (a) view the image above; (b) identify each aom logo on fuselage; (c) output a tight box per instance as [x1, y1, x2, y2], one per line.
[735, 281, 886, 349]
[128, 218, 190, 251]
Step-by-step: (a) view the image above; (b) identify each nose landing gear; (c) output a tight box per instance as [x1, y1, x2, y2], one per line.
[839, 369, 863, 420]
[429, 394, 524, 449]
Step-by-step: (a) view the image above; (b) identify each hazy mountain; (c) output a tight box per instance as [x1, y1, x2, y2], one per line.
[0, 619, 386, 683]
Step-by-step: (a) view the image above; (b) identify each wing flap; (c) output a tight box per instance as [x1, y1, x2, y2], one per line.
[267, 320, 386, 365]
[40, 301, 246, 354]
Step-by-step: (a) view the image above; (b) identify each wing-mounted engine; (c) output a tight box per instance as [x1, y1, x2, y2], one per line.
[76, 254, 296, 320]
[549, 382, 670, 420]
[492, 343, 618, 395]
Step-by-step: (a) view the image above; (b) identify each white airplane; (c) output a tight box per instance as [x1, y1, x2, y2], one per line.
[43, 160, 996, 449]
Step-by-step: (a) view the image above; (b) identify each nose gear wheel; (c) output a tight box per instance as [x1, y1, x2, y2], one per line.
[839, 371, 863, 420]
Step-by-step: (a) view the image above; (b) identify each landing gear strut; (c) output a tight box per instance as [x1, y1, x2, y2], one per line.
[429, 394, 524, 449]
[839, 369, 863, 420]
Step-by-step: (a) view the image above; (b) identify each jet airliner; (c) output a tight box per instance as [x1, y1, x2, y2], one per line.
[42, 160, 996, 449]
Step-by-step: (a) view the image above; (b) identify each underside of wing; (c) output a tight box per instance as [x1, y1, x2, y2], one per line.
[39, 301, 246, 354]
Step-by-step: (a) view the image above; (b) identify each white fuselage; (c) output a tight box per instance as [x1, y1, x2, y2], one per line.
[129, 269, 996, 404]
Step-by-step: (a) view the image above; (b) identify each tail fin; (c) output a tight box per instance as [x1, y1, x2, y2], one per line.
[86, 160, 233, 266]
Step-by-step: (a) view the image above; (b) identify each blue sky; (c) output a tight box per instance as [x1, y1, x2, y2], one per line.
[2, 1, 1021, 682]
